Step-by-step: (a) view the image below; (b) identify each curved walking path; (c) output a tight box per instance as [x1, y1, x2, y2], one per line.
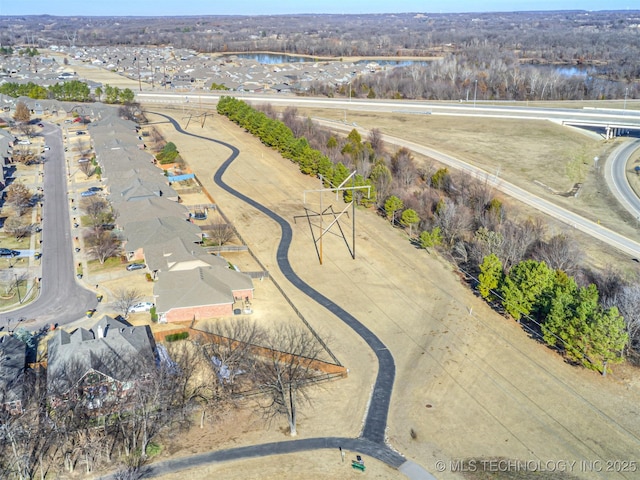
[138, 111, 434, 479]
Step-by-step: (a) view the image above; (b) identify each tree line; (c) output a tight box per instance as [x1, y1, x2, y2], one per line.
[0, 81, 135, 104]
[219, 98, 640, 371]
[308, 50, 636, 102]
[216, 97, 377, 207]
[4, 11, 638, 95]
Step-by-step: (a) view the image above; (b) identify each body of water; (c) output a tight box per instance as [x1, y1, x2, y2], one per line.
[220, 53, 429, 67]
[221, 53, 596, 77]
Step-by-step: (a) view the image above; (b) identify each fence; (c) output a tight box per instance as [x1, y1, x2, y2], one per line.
[189, 328, 347, 376]
[204, 245, 248, 253]
[153, 327, 347, 377]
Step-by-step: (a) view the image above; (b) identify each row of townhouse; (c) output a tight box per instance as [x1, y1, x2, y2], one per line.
[88, 107, 254, 323]
[1, 102, 256, 413]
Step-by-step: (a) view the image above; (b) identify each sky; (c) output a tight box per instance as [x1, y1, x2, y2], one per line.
[0, 0, 636, 16]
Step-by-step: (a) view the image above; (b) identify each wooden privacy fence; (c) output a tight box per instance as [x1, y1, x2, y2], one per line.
[154, 327, 348, 378]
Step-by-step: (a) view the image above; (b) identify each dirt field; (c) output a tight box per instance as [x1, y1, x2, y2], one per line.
[137, 107, 640, 480]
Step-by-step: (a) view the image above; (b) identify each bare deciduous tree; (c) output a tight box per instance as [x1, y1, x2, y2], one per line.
[83, 197, 110, 227]
[79, 161, 94, 179]
[112, 288, 143, 317]
[530, 233, 582, 276]
[255, 325, 326, 437]
[207, 223, 235, 247]
[201, 319, 266, 392]
[3, 216, 32, 240]
[11, 145, 38, 165]
[85, 230, 121, 264]
[13, 101, 30, 124]
[368, 128, 384, 157]
[5, 183, 32, 216]
[390, 147, 417, 188]
[605, 283, 640, 356]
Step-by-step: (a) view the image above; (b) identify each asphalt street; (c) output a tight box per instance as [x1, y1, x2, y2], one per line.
[605, 138, 640, 224]
[0, 123, 97, 329]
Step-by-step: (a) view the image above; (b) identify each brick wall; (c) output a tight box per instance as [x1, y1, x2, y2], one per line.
[165, 303, 233, 323]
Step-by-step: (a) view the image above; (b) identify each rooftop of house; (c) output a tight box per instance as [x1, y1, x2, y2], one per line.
[46, 316, 156, 396]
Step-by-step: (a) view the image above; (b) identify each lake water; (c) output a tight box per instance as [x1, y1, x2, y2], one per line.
[221, 53, 429, 66]
[222, 53, 592, 75]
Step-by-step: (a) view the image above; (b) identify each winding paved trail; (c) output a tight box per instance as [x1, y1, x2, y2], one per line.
[132, 111, 434, 479]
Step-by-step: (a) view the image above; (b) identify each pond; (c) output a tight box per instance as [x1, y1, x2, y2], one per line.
[220, 53, 430, 67]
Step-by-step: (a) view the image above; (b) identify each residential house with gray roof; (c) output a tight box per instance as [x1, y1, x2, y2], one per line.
[0, 335, 26, 414]
[46, 316, 156, 412]
[122, 216, 203, 262]
[144, 237, 228, 278]
[115, 196, 190, 229]
[154, 266, 254, 323]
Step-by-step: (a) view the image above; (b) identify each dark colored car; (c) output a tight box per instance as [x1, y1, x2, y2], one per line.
[126, 263, 146, 271]
[0, 248, 20, 257]
[87, 186, 103, 192]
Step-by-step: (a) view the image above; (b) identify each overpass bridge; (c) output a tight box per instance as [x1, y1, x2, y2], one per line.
[561, 118, 640, 139]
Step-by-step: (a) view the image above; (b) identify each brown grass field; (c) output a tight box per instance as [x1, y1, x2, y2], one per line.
[65, 59, 640, 480]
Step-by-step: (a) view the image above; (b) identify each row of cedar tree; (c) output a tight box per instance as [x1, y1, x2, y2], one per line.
[0, 81, 135, 104]
[217, 96, 631, 374]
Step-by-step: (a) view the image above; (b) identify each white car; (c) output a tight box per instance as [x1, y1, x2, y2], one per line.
[17, 139, 31, 145]
[128, 302, 154, 313]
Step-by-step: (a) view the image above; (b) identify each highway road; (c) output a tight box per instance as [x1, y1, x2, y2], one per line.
[0, 124, 97, 329]
[138, 91, 640, 128]
[605, 139, 640, 224]
[316, 119, 640, 259]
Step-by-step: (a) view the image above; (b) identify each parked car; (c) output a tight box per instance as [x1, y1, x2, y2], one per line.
[87, 186, 102, 192]
[80, 190, 97, 197]
[43, 145, 50, 151]
[78, 158, 90, 163]
[128, 302, 154, 313]
[76, 131, 87, 135]
[126, 263, 146, 271]
[17, 139, 31, 145]
[0, 248, 20, 257]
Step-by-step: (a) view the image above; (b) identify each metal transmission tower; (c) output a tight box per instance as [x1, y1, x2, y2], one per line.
[296, 171, 371, 265]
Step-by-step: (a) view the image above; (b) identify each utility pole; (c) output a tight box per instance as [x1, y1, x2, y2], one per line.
[136, 52, 142, 92]
[14, 273, 22, 303]
[474, 79, 478, 108]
